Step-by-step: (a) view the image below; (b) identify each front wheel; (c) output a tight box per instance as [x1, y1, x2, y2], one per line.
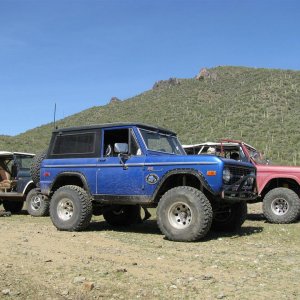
[157, 187, 212, 242]
[262, 188, 300, 224]
[26, 188, 50, 217]
[50, 185, 92, 231]
[211, 202, 247, 231]
[3, 200, 24, 213]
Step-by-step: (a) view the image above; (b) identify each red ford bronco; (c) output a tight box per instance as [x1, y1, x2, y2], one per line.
[183, 140, 300, 224]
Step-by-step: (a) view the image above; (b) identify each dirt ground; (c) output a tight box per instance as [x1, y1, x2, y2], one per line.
[0, 203, 299, 300]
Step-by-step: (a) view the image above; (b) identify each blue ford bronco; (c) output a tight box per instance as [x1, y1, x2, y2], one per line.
[36, 123, 257, 241]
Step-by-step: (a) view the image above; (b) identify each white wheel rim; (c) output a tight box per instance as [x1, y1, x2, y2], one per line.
[57, 198, 74, 221]
[31, 195, 42, 210]
[271, 198, 289, 216]
[168, 201, 192, 229]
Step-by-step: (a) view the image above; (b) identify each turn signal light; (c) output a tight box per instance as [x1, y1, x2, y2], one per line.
[44, 172, 50, 177]
[207, 170, 216, 176]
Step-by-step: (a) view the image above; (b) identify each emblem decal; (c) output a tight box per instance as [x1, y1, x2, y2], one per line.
[146, 173, 159, 185]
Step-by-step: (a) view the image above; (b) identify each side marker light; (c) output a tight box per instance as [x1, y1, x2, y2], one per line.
[207, 170, 216, 176]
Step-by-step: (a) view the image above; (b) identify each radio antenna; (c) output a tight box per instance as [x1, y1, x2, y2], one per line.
[54, 103, 57, 129]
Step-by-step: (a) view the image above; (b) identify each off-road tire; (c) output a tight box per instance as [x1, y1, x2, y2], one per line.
[31, 149, 48, 186]
[103, 205, 141, 226]
[262, 188, 300, 224]
[211, 202, 247, 231]
[157, 186, 213, 242]
[2, 200, 24, 214]
[26, 188, 50, 217]
[50, 185, 92, 231]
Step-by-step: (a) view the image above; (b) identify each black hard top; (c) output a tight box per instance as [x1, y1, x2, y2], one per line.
[53, 123, 176, 135]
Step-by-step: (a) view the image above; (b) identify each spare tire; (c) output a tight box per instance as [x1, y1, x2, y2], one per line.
[30, 149, 48, 186]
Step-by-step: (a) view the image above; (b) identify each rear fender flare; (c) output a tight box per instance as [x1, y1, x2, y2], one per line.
[22, 180, 36, 195]
[50, 172, 90, 194]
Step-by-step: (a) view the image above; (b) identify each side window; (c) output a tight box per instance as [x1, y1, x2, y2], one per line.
[53, 133, 95, 155]
[103, 129, 129, 157]
[49, 130, 100, 158]
[103, 128, 142, 157]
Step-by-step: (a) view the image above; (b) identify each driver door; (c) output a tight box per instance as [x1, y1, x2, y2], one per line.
[96, 128, 145, 195]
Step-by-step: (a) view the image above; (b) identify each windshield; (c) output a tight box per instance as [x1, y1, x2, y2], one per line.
[140, 129, 185, 155]
[246, 147, 269, 165]
[15, 156, 34, 170]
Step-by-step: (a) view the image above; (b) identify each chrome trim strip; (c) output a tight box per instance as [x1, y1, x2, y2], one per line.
[145, 162, 218, 166]
[43, 162, 218, 168]
[44, 164, 98, 168]
[22, 180, 34, 194]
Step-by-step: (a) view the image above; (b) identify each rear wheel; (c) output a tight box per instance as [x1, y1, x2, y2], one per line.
[211, 202, 247, 231]
[263, 188, 300, 224]
[50, 185, 92, 231]
[3, 200, 24, 213]
[157, 186, 212, 242]
[26, 188, 50, 217]
[103, 205, 141, 226]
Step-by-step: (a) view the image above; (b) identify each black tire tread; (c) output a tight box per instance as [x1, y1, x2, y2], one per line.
[50, 185, 92, 231]
[157, 186, 212, 242]
[30, 149, 48, 186]
[26, 188, 50, 217]
[211, 202, 247, 231]
[263, 187, 300, 224]
[3, 200, 24, 214]
[103, 205, 141, 226]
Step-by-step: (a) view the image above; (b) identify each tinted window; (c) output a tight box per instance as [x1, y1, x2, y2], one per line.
[52, 132, 95, 155]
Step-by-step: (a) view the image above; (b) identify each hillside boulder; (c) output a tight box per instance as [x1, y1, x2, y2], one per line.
[196, 68, 210, 80]
[153, 78, 180, 89]
[196, 68, 218, 81]
[109, 97, 121, 104]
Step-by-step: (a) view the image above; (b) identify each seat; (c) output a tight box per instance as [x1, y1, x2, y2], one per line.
[0, 168, 12, 192]
[230, 152, 239, 160]
[105, 144, 112, 157]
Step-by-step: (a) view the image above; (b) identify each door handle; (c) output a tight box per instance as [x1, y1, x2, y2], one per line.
[98, 158, 106, 162]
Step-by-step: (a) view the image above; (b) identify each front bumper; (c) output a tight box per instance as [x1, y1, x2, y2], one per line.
[221, 174, 257, 201]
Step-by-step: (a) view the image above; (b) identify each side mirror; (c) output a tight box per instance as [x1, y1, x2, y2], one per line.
[114, 143, 128, 154]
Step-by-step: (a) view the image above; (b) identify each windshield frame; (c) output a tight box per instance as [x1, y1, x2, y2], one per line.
[245, 145, 269, 165]
[138, 128, 185, 155]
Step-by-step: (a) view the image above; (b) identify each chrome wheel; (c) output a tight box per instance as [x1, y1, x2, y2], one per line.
[57, 198, 74, 221]
[168, 202, 192, 229]
[30, 195, 42, 211]
[271, 198, 289, 216]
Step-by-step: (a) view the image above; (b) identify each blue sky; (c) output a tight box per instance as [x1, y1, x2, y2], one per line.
[0, 0, 299, 136]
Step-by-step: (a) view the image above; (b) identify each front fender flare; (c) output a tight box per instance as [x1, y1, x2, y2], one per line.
[152, 168, 215, 202]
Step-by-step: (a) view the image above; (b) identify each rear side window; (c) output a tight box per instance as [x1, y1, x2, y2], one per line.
[49, 131, 100, 158]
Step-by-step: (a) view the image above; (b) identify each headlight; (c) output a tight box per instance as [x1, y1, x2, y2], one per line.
[223, 167, 231, 183]
[246, 171, 255, 185]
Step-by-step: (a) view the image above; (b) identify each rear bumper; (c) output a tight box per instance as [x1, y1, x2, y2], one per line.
[221, 174, 257, 201]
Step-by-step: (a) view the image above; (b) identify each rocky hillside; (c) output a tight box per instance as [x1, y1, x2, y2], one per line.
[1, 66, 299, 165]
